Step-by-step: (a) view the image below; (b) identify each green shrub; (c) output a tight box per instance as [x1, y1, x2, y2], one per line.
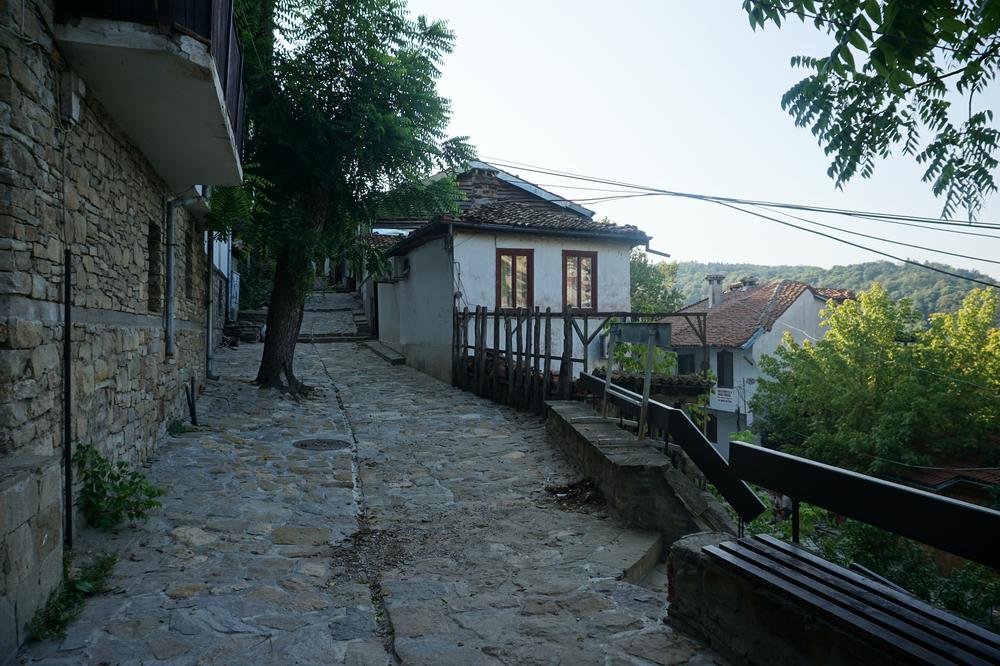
[75, 445, 163, 529]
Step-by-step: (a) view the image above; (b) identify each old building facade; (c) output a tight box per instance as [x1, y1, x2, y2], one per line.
[1, 0, 244, 654]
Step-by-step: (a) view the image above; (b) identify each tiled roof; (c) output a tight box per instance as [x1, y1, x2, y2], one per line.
[664, 279, 853, 348]
[893, 461, 1000, 489]
[444, 201, 650, 242]
[369, 232, 404, 250]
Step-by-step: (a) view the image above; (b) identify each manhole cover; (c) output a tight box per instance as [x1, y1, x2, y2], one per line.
[293, 438, 351, 451]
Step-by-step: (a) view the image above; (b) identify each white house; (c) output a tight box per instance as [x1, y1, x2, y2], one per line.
[373, 163, 652, 382]
[664, 275, 852, 455]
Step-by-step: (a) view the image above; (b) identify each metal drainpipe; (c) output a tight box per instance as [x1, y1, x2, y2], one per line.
[164, 195, 199, 356]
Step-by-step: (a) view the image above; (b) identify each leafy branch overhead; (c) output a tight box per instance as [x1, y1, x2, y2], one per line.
[744, 0, 1000, 218]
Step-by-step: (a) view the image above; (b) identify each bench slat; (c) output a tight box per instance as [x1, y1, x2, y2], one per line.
[705, 544, 974, 666]
[755, 534, 1000, 651]
[718, 540, 992, 665]
[736, 537, 1000, 663]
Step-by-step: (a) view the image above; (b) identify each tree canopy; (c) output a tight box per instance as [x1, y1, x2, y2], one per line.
[743, 0, 1000, 218]
[224, 0, 472, 389]
[672, 259, 994, 316]
[629, 249, 684, 313]
[750, 284, 1000, 474]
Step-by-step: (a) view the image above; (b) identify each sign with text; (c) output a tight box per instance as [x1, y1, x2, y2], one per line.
[716, 388, 736, 405]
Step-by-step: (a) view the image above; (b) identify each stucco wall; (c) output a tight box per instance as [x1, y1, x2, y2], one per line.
[378, 239, 453, 381]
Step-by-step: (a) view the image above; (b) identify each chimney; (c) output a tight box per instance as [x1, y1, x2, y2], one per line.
[706, 274, 725, 308]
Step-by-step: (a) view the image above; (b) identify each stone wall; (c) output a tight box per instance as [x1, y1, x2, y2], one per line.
[545, 401, 736, 543]
[1, 1, 212, 652]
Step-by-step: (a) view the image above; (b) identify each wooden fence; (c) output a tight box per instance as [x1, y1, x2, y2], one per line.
[452, 306, 707, 414]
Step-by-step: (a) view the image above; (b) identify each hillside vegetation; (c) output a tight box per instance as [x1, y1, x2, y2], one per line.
[673, 260, 994, 316]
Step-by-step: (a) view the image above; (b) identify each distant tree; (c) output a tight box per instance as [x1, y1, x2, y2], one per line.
[743, 0, 1000, 218]
[751, 284, 1000, 473]
[229, 0, 472, 391]
[629, 249, 684, 313]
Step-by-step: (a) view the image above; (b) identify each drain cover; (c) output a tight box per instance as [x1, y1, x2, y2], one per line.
[293, 438, 351, 451]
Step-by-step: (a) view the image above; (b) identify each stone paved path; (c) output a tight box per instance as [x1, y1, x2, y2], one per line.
[301, 292, 358, 338]
[19, 338, 723, 665]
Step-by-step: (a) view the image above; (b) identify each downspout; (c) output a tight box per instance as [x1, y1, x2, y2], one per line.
[204, 188, 219, 380]
[164, 195, 199, 356]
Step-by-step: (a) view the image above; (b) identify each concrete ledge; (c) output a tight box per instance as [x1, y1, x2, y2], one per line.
[545, 401, 736, 544]
[362, 341, 405, 365]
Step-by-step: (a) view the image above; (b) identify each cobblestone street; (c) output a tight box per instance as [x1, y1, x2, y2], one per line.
[18, 328, 722, 664]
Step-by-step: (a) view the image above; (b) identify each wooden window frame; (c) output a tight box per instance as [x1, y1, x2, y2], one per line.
[495, 248, 534, 310]
[562, 250, 598, 313]
[717, 350, 734, 389]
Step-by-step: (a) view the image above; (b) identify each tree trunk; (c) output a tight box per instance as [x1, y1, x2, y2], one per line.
[256, 248, 307, 389]
[256, 184, 329, 390]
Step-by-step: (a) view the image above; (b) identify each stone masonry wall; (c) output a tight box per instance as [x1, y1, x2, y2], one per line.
[1, 1, 211, 652]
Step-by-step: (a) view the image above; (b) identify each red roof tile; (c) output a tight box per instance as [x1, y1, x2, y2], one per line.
[663, 279, 853, 348]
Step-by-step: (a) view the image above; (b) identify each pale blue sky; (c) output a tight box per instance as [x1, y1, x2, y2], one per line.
[407, 0, 1000, 280]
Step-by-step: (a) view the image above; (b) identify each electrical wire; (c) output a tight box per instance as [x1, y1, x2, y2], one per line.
[481, 156, 1000, 232]
[755, 204, 1000, 267]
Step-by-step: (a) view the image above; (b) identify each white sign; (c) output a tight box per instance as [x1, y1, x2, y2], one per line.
[716, 388, 736, 405]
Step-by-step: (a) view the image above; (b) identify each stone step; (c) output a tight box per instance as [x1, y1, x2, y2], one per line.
[593, 530, 664, 584]
[298, 334, 373, 343]
[362, 340, 404, 365]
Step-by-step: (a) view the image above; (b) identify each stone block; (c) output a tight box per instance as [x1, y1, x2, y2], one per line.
[0, 597, 16, 665]
[31, 501, 60, 561]
[2, 474, 38, 531]
[0, 271, 31, 295]
[29, 343, 58, 379]
[9, 318, 43, 348]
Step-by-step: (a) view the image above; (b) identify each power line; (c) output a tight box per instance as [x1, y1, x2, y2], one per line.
[482, 156, 1000, 232]
[756, 204, 1000, 267]
[712, 201, 1000, 289]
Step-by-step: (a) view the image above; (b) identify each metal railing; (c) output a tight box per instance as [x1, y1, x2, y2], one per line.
[580, 372, 1000, 570]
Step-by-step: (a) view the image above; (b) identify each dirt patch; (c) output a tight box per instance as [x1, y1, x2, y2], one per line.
[544, 479, 605, 511]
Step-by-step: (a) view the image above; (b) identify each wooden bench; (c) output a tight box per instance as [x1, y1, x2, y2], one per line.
[704, 534, 1000, 665]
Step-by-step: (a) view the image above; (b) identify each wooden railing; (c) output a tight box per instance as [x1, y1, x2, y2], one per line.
[452, 306, 708, 414]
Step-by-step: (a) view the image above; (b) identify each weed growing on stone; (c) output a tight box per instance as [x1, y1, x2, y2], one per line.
[75, 445, 164, 529]
[167, 419, 191, 436]
[28, 551, 118, 641]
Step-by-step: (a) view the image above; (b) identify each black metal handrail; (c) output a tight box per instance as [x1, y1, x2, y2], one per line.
[578, 371, 767, 523]
[728, 441, 1000, 569]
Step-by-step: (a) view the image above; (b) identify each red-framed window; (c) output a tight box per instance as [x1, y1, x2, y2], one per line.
[496, 248, 533, 310]
[563, 250, 597, 311]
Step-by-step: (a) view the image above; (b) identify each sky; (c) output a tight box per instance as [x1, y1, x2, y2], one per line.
[405, 0, 1000, 281]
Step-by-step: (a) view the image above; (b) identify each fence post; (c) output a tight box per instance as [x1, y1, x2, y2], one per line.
[505, 314, 515, 406]
[459, 306, 469, 391]
[492, 306, 501, 400]
[471, 306, 481, 395]
[515, 309, 525, 409]
[542, 308, 552, 407]
[480, 308, 489, 397]
[451, 308, 458, 387]
[523, 311, 534, 409]
[532, 307, 541, 412]
[560, 308, 573, 399]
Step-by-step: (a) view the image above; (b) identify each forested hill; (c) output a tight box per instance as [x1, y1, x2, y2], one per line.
[673, 260, 994, 316]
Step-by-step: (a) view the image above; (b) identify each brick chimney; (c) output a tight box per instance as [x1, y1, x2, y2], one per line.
[706, 274, 726, 308]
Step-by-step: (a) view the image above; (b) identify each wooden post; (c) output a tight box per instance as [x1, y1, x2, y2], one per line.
[638, 327, 656, 440]
[602, 330, 617, 418]
[451, 309, 458, 387]
[471, 306, 481, 395]
[523, 311, 533, 409]
[477, 307, 488, 396]
[532, 307, 542, 412]
[582, 315, 589, 376]
[460, 306, 469, 391]
[515, 308, 525, 409]
[505, 314, 515, 406]
[542, 308, 552, 407]
[492, 306, 501, 400]
[560, 308, 573, 399]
